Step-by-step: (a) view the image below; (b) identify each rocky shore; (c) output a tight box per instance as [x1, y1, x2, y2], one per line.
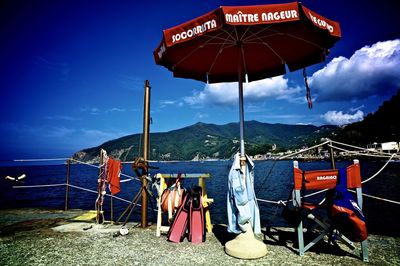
[0, 209, 399, 265]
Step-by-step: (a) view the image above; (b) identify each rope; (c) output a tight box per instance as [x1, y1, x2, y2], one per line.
[255, 159, 278, 195]
[327, 144, 399, 159]
[69, 184, 158, 211]
[256, 142, 398, 206]
[70, 158, 139, 182]
[361, 153, 396, 184]
[13, 183, 66, 189]
[67, 184, 98, 194]
[122, 145, 133, 162]
[69, 158, 100, 169]
[349, 190, 400, 205]
[68, 184, 132, 204]
[256, 198, 284, 205]
[331, 139, 398, 156]
[278, 140, 331, 160]
[13, 158, 69, 162]
[11, 182, 158, 210]
[8, 139, 399, 210]
[303, 68, 312, 109]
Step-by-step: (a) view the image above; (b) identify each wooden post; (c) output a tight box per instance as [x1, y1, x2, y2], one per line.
[96, 150, 104, 224]
[141, 80, 151, 228]
[64, 159, 71, 211]
[110, 195, 113, 224]
[199, 176, 213, 232]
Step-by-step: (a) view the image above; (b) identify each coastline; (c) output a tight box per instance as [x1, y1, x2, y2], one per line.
[1, 208, 399, 265]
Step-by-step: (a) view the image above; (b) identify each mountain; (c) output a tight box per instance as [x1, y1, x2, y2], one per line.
[73, 121, 338, 162]
[336, 89, 400, 145]
[73, 90, 400, 162]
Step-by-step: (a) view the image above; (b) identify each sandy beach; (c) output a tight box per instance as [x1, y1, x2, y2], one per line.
[0, 208, 399, 265]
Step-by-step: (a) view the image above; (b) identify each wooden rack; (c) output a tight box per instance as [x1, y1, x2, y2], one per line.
[155, 173, 213, 237]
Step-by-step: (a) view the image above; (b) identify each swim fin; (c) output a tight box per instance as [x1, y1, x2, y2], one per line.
[188, 186, 205, 243]
[167, 192, 190, 243]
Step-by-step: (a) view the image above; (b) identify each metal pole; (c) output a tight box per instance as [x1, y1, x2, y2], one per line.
[141, 80, 151, 228]
[237, 45, 247, 186]
[238, 74, 245, 158]
[329, 141, 336, 169]
[64, 159, 70, 211]
[237, 46, 245, 159]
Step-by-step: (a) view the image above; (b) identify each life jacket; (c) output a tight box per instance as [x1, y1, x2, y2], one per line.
[329, 168, 368, 242]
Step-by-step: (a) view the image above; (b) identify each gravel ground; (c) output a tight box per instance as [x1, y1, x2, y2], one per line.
[0, 209, 399, 265]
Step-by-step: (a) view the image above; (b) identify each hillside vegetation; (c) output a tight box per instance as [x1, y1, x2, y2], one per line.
[73, 90, 399, 162]
[73, 121, 337, 161]
[336, 90, 400, 145]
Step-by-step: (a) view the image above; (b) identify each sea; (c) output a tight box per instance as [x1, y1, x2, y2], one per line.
[1, 159, 399, 237]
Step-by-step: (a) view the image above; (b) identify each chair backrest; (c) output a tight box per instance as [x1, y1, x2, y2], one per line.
[346, 159, 362, 189]
[292, 160, 364, 208]
[293, 161, 339, 191]
[346, 159, 364, 209]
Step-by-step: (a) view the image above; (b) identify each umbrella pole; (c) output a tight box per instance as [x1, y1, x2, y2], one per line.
[225, 48, 267, 259]
[238, 71, 248, 185]
[237, 51, 248, 184]
[238, 72, 245, 159]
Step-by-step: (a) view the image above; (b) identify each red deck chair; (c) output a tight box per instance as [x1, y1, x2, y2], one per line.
[290, 160, 368, 261]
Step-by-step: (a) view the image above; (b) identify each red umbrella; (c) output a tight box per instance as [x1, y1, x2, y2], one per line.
[154, 1, 341, 160]
[154, 2, 341, 258]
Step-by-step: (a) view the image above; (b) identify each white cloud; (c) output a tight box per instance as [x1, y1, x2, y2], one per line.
[117, 74, 143, 91]
[159, 100, 183, 108]
[80, 129, 128, 146]
[183, 76, 301, 107]
[310, 39, 400, 101]
[0, 123, 76, 139]
[34, 56, 70, 81]
[80, 107, 101, 115]
[106, 108, 126, 113]
[44, 115, 80, 121]
[44, 126, 76, 138]
[322, 110, 364, 125]
[195, 113, 208, 119]
[349, 105, 365, 112]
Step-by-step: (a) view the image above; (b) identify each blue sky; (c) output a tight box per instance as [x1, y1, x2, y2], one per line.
[1, 0, 399, 159]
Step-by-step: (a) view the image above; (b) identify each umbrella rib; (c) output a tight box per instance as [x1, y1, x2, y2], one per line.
[214, 27, 237, 42]
[241, 45, 248, 78]
[172, 31, 234, 68]
[240, 25, 252, 42]
[246, 31, 285, 64]
[242, 24, 275, 42]
[207, 42, 236, 77]
[233, 26, 249, 76]
[245, 28, 323, 50]
[280, 32, 324, 49]
[201, 34, 235, 43]
[244, 32, 282, 43]
[206, 27, 237, 78]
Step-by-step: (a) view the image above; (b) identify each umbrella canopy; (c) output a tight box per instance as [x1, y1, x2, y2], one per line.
[154, 2, 341, 83]
[154, 2, 341, 159]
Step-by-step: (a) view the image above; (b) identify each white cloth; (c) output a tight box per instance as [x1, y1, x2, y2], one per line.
[227, 153, 261, 234]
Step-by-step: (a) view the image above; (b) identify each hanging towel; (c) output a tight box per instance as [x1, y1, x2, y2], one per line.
[227, 153, 261, 234]
[107, 158, 122, 195]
